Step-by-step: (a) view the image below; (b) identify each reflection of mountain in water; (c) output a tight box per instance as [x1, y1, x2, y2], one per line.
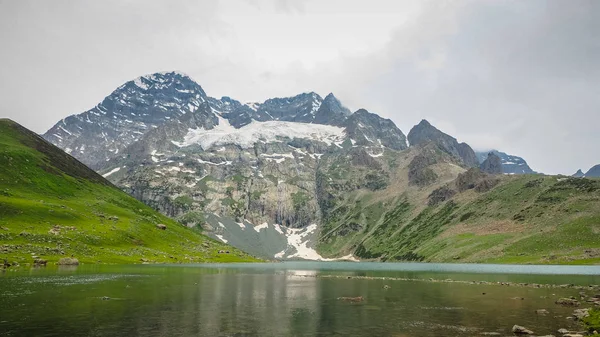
[3, 266, 594, 336]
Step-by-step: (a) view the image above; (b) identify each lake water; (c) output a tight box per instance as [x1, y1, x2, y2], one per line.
[1, 262, 599, 336]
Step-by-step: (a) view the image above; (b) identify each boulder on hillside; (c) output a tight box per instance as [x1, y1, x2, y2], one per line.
[156, 224, 167, 230]
[480, 152, 503, 174]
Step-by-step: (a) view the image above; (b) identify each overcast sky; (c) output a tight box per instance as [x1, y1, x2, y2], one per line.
[1, 0, 598, 175]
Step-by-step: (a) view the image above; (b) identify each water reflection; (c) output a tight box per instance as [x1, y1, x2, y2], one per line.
[0, 264, 597, 336]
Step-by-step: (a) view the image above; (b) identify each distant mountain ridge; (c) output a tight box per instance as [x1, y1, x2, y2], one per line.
[40, 70, 600, 264]
[407, 120, 479, 167]
[475, 150, 536, 174]
[573, 165, 600, 178]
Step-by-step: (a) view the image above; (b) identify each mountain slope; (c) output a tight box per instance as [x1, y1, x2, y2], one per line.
[407, 120, 478, 167]
[475, 150, 536, 174]
[585, 165, 600, 177]
[42, 71, 600, 264]
[0, 119, 257, 264]
[316, 143, 600, 264]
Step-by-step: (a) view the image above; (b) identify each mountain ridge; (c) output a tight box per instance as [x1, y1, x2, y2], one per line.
[38, 71, 600, 264]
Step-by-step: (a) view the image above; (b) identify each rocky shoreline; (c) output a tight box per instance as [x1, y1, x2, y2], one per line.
[304, 273, 600, 336]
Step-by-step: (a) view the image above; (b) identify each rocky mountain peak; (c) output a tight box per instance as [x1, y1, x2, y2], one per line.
[416, 119, 432, 127]
[43, 71, 207, 169]
[585, 165, 600, 178]
[256, 92, 323, 123]
[573, 169, 585, 177]
[475, 150, 535, 175]
[344, 109, 408, 151]
[407, 120, 478, 167]
[479, 152, 503, 174]
[313, 93, 352, 126]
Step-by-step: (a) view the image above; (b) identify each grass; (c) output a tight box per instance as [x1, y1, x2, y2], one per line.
[583, 308, 600, 332]
[0, 119, 259, 265]
[316, 143, 600, 264]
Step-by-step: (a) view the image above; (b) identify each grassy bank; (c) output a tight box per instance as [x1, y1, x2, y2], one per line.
[0, 119, 258, 265]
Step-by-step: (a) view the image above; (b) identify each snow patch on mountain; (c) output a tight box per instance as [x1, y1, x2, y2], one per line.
[102, 166, 121, 177]
[173, 116, 346, 150]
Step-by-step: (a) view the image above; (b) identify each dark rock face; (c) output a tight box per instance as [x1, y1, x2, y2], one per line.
[585, 164, 600, 177]
[115, 102, 219, 163]
[257, 92, 323, 123]
[313, 93, 352, 126]
[207, 96, 270, 128]
[344, 109, 408, 151]
[475, 150, 535, 174]
[457, 143, 479, 167]
[428, 186, 457, 206]
[43, 72, 207, 169]
[408, 153, 438, 186]
[573, 169, 585, 177]
[456, 168, 499, 192]
[407, 120, 477, 167]
[480, 152, 503, 174]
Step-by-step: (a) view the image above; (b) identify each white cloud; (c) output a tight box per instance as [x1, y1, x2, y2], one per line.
[0, 0, 598, 175]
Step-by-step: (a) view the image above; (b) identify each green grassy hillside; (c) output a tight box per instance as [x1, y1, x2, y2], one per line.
[317, 144, 600, 264]
[0, 119, 258, 265]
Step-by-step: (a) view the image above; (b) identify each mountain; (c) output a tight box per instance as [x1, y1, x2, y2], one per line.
[479, 152, 502, 174]
[475, 150, 535, 174]
[0, 119, 256, 264]
[573, 169, 585, 177]
[43, 72, 207, 169]
[407, 120, 479, 167]
[584, 165, 600, 178]
[42, 71, 600, 264]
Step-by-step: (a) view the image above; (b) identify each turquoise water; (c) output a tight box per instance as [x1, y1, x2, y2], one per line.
[1, 262, 598, 336]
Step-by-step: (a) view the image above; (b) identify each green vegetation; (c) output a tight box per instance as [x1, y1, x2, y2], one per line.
[583, 308, 600, 332]
[317, 145, 600, 264]
[177, 211, 206, 229]
[0, 119, 258, 265]
[173, 195, 193, 211]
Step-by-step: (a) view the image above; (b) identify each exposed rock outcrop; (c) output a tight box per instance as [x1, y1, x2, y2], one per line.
[476, 150, 536, 174]
[344, 109, 408, 151]
[428, 186, 457, 206]
[480, 152, 503, 174]
[407, 120, 478, 167]
[456, 168, 499, 192]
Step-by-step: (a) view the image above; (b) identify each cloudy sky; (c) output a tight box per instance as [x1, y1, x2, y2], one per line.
[0, 0, 598, 174]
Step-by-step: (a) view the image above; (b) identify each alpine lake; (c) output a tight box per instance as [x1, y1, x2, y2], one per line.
[1, 262, 599, 336]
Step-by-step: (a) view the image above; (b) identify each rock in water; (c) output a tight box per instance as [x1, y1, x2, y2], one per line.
[555, 298, 580, 306]
[572, 308, 590, 320]
[57, 257, 79, 265]
[480, 152, 503, 174]
[337, 296, 364, 302]
[512, 325, 534, 335]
